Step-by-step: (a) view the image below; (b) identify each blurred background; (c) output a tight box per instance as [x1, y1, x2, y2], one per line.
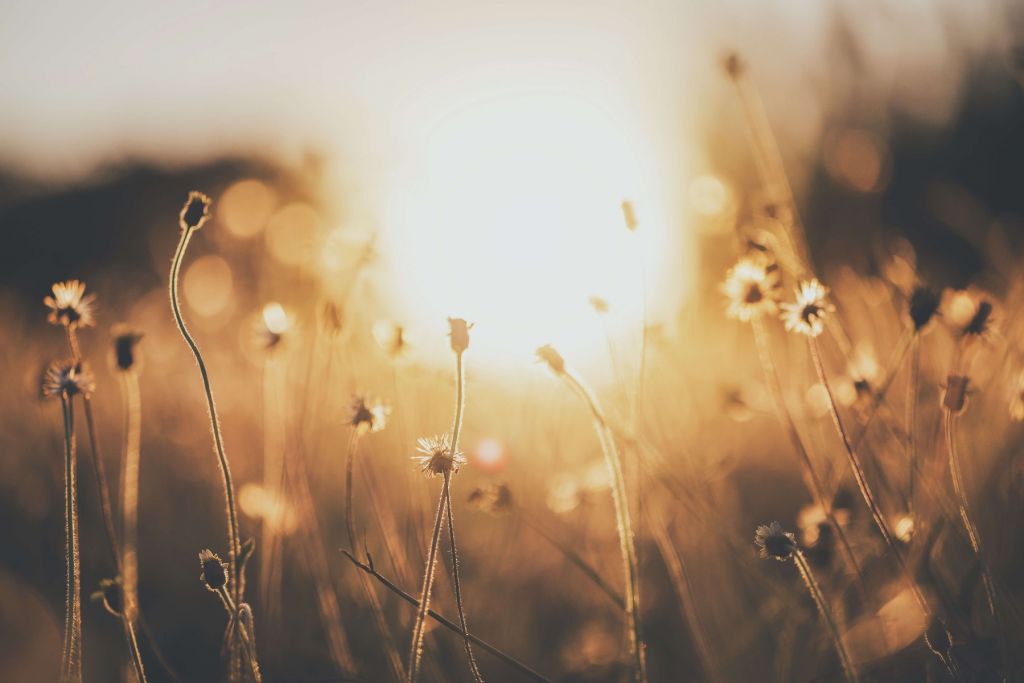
[2, 0, 1024, 681]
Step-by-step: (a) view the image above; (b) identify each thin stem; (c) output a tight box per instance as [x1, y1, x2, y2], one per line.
[344, 431, 361, 561]
[215, 587, 262, 683]
[752, 318, 864, 584]
[560, 369, 647, 683]
[119, 370, 142, 624]
[793, 550, 859, 683]
[342, 550, 551, 683]
[406, 477, 449, 683]
[60, 394, 82, 683]
[121, 615, 147, 683]
[168, 227, 242, 599]
[445, 478, 485, 683]
[907, 336, 920, 516]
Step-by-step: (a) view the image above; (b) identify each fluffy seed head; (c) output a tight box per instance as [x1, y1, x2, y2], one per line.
[908, 286, 940, 331]
[44, 280, 96, 329]
[414, 434, 466, 478]
[721, 255, 781, 322]
[755, 521, 797, 561]
[536, 344, 566, 375]
[350, 395, 389, 435]
[111, 326, 144, 371]
[198, 549, 228, 592]
[180, 191, 212, 231]
[781, 279, 834, 337]
[448, 317, 472, 353]
[42, 360, 95, 398]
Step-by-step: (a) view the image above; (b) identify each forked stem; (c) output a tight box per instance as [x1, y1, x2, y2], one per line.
[406, 475, 449, 682]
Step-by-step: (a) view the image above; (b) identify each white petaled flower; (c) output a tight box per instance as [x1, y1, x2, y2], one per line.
[42, 360, 95, 398]
[781, 279, 834, 337]
[721, 256, 781, 322]
[44, 280, 96, 329]
[350, 395, 389, 435]
[413, 434, 466, 478]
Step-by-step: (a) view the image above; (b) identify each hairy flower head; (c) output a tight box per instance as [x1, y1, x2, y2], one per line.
[755, 521, 797, 561]
[781, 279, 834, 337]
[198, 549, 228, 592]
[721, 255, 781, 321]
[111, 325, 144, 372]
[44, 280, 96, 329]
[42, 360, 95, 398]
[414, 434, 466, 478]
[180, 191, 212, 231]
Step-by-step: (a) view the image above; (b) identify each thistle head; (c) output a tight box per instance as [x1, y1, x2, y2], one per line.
[781, 279, 834, 337]
[44, 280, 96, 329]
[721, 255, 782, 322]
[350, 394, 389, 435]
[42, 360, 95, 399]
[754, 521, 797, 561]
[198, 549, 228, 592]
[448, 317, 472, 353]
[111, 325, 144, 372]
[908, 286, 940, 331]
[536, 344, 566, 376]
[91, 577, 125, 617]
[180, 191, 212, 231]
[414, 435, 466, 478]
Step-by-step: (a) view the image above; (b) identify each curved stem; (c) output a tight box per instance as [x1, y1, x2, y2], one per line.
[752, 318, 864, 585]
[793, 550, 859, 683]
[561, 370, 647, 683]
[169, 227, 242, 599]
[407, 477, 449, 683]
[60, 394, 82, 683]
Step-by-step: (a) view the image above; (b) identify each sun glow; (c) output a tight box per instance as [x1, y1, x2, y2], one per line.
[379, 89, 684, 368]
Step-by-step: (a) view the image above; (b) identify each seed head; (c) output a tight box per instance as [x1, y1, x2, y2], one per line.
[781, 279, 834, 337]
[755, 521, 797, 561]
[42, 360, 95, 399]
[722, 52, 745, 80]
[721, 255, 782, 322]
[467, 483, 514, 515]
[350, 394, 389, 435]
[180, 191, 212, 231]
[448, 317, 472, 353]
[414, 434, 466, 478]
[908, 286, 940, 331]
[198, 549, 228, 592]
[536, 344, 566, 375]
[44, 280, 96, 329]
[111, 325, 144, 372]
[942, 375, 969, 415]
[91, 577, 125, 617]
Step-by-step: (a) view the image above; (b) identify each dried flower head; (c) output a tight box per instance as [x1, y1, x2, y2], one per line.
[448, 317, 472, 353]
[621, 200, 638, 231]
[42, 360, 95, 398]
[942, 375, 970, 415]
[908, 286, 940, 331]
[198, 549, 228, 592]
[755, 521, 797, 561]
[350, 395, 389, 435]
[91, 577, 124, 617]
[111, 325, 144, 372]
[44, 280, 96, 329]
[722, 52, 745, 79]
[467, 483, 514, 515]
[536, 344, 566, 376]
[781, 279, 834, 337]
[721, 255, 781, 321]
[414, 435, 466, 478]
[179, 191, 212, 231]
[588, 295, 610, 314]
[373, 320, 408, 359]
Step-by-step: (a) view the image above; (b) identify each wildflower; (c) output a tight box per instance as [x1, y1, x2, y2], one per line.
[908, 286, 940, 331]
[962, 300, 993, 337]
[537, 344, 566, 376]
[198, 549, 228, 592]
[588, 295, 609, 315]
[781, 279, 834, 337]
[414, 435, 466, 478]
[91, 577, 124, 617]
[754, 521, 796, 561]
[721, 255, 781, 321]
[467, 483, 513, 515]
[111, 326, 144, 372]
[373, 320, 408, 358]
[448, 317, 472, 354]
[179, 191, 212, 231]
[621, 200, 638, 231]
[942, 375, 969, 415]
[256, 302, 290, 351]
[44, 280, 96, 329]
[42, 360, 95, 398]
[350, 395, 388, 435]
